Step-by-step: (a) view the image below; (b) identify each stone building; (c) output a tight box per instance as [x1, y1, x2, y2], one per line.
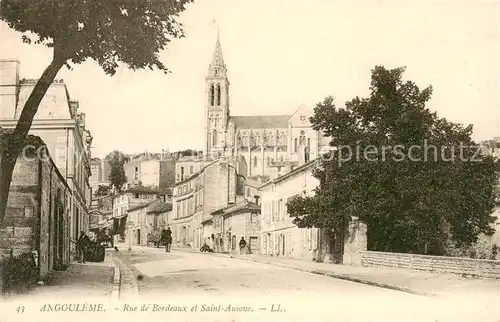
[208, 199, 261, 254]
[111, 184, 159, 243]
[0, 133, 71, 279]
[170, 156, 246, 250]
[202, 35, 330, 178]
[0, 59, 93, 259]
[259, 157, 367, 264]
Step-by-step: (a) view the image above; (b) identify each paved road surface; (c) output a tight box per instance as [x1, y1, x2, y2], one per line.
[112, 246, 498, 322]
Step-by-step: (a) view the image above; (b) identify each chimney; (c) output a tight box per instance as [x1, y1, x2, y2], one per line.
[69, 100, 79, 118]
[254, 195, 260, 206]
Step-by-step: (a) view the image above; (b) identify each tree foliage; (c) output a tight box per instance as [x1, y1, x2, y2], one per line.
[0, 0, 192, 224]
[108, 151, 129, 192]
[287, 66, 500, 255]
[94, 184, 111, 197]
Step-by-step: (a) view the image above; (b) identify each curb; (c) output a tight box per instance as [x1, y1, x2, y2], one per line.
[172, 248, 435, 298]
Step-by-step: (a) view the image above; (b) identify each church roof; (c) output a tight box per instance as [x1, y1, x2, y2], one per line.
[230, 115, 290, 129]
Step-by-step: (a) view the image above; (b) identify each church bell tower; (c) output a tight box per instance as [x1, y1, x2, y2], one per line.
[204, 31, 230, 159]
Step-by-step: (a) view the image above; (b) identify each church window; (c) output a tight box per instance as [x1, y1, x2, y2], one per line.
[210, 84, 215, 106]
[294, 138, 298, 152]
[212, 130, 218, 147]
[299, 134, 306, 146]
[214, 68, 218, 75]
[253, 156, 257, 167]
[216, 84, 221, 106]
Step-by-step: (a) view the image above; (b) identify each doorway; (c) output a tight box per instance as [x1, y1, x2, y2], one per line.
[137, 229, 141, 245]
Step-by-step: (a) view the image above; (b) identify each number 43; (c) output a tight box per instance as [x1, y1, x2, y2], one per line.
[16, 306, 25, 313]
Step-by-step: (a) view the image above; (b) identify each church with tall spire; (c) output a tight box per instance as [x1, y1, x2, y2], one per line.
[203, 33, 329, 180]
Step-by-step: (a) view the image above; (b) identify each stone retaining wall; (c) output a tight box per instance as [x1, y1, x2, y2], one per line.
[360, 251, 500, 278]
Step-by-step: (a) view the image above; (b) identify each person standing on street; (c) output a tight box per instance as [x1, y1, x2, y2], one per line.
[76, 231, 91, 263]
[239, 237, 247, 255]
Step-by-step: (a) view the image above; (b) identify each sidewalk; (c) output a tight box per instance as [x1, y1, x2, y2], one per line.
[0, 249, 118, 303]
[173, 247, 500, 300]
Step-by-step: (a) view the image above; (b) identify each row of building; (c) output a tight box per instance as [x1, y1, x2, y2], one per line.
[0, 59, 93, 280]
[95, 34, 366, 264]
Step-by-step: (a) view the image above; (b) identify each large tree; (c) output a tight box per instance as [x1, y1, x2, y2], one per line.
[287, 66, 500, 255]
[94, 184, 111, 197]
[107, 151, 129, 192]
[0, 0, 192, 225]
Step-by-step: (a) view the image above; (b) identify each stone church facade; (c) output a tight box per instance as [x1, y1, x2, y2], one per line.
[203, 35, 330, 179]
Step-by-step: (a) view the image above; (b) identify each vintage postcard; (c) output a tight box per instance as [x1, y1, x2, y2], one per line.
[0, 0, 499, 321]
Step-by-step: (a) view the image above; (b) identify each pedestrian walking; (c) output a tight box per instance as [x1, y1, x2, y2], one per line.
[239, 237, 247, 255]
[76, 231, 91, 263]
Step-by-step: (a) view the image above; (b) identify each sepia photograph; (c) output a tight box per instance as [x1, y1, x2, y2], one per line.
[0, 0, 499, 321]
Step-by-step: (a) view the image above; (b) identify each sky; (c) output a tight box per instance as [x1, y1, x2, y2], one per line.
[1, 0, 499, 158]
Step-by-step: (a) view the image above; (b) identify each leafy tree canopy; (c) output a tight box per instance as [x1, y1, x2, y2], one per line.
[107, 150, 128, 192]
[1, 0, 192, 74]
[287, 66, 500, 255]
[94, 184, 111, 197]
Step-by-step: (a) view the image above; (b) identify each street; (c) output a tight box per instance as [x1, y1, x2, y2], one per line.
[111, 246, 497, 322]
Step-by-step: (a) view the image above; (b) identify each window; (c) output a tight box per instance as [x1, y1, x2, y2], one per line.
[135, 167, 139, 172]
[190, 166, 194, 174]
[134, 173, 138, 180]
[134, 193, 139, 199]
[253, 156, 257, 167]
[271, 200, 275, 222]
[300, 134, 306, 146]
[307, 138, 311, 148]
[267, 157, 270, 166]
[210, 84, 215, 106]
[250, 213, 257, 223]
[212, 130, 218, 147]
[294, 138, 298, 152]
[216, 84, 221, 106]
[246, 187, 251, 197]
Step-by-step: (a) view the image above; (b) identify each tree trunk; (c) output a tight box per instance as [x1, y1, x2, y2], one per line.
[0, 56, 65, 226]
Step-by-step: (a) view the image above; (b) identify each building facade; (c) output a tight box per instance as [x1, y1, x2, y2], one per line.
[0, 59, 93, 258]
[202, 36, 330, 178]
[89, 158, 111, 192]
[111, 184, 158, 243]
[170, 157, 244, 250]
[259, 160, 329, 261]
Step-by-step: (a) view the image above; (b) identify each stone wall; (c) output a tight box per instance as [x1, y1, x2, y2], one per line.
[0, 147, 70, 280]
[360, 250, 500, 279]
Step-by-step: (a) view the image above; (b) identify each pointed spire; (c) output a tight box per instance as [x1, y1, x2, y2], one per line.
[212, 37, 224, 67]
[208, 29, 227, 77]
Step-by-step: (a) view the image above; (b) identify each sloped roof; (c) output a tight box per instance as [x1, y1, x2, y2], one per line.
[128, 200, 156, 212]
[210, 200, 261, 217]
[124, 185, 157, 195]
[230, 115, 290, 129]
[147, 201, 172, 214]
